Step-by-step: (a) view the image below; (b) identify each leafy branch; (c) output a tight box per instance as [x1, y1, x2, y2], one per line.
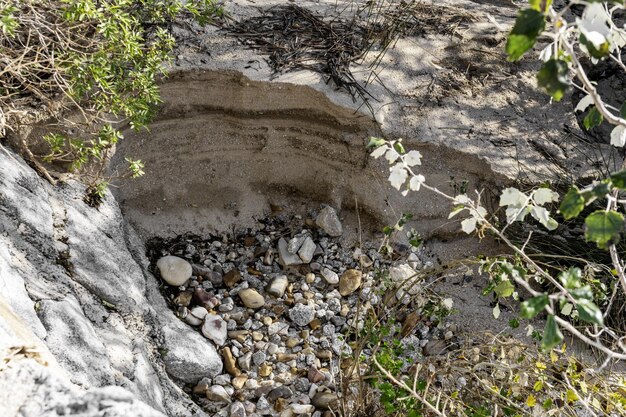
[0, 0, 222, 203]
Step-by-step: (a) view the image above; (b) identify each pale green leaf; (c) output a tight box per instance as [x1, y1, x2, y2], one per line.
[404, 150, 422, 167]
[385, 148, 400, 163]
[611, 125, 626, 147]
[520, 295, 548, 319]
[461, 218, 477, 234]
[561, 302, 573, 316]
[388, 164, 408, 190]
[500, 187, 527, 207]
[533, 188, 559, 205]
[494, 280, 515, 298]
[575, 95, 594, 113]
[530, 206, 558, 230]
[506, 205, 531, 223]
[493, 303, 501, 319]
[370, 145, 388, 159]
[409, 175, 425, 191]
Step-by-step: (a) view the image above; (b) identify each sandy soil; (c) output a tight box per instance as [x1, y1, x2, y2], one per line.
[169, 0, 616, 179]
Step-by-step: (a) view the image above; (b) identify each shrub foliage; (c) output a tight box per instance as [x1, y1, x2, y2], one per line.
[0, 0, 222, 201]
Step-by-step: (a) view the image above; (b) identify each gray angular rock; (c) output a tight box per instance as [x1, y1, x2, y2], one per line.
[0, 359, 166, 417]
[156, 256, 192, 286]
[297, 237, 316, 263]
[288, 304, 315, 327]
[278, 238, 303, 266]
[268, 321, 289, 336]
[0, 149, 208, 416]
[161, 322, 223, 383]
[231, 401, 247, 417]
[37, 296, 116, 388]
[252, 351, 267, 366]
[407, 252, 422, 270]
[315, 206, 343, 237]
[256, 395, 273, 415]
[214, 374, 232, 386]
[287, 235, 306, 254]
[238, 352, 252, 372]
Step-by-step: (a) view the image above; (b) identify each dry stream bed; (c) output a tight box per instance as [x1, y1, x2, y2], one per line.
[146, 205, 455, 416]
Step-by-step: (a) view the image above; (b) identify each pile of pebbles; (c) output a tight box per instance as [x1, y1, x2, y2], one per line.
[147, 205, 452, 417]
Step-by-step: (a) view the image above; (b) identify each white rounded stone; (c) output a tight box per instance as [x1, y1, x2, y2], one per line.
[156, 255, 192, 286]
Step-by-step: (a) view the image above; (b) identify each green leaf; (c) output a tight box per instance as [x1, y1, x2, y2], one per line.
[559, 187, 585, 220]
[590, 181, 611, 199]
[531, 206, 558, 230]
[537, 59, 569, 101]
[528, 0, 553, 13]
[558, 267, 582, 289]
[541, 315, 563, 351]
[482, 282, 496, 297]
[583, 106, 603, 130]
[584, 210, 624, 249]
[500, 187, 528, 207]
[506, 9, 546, 61]
[566, 388, 579, 404]
[542, 398, 553, 410]
[576, 300, 603, 325]
[367, 137, 386, 148]
[570, 285, 594, 302]
[409, 237, 422, 248]
[520, 295, 549, 319]
[393, 142, 406, 155]
[494, 280, 515, 298]
[580, 33, 610, 59]
[533, 188, 558, 205]
[561, 302, 573, 316]
[620, 101, 626, 119]
[610, 170, 626, 190]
